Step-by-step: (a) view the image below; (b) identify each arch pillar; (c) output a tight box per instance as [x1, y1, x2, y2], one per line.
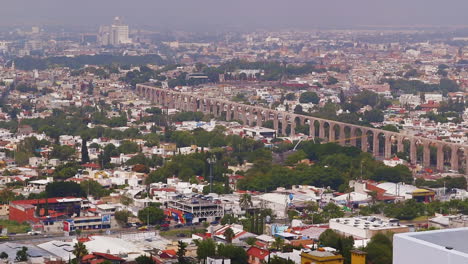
[338, 125, 345, 146]
[423, 142, 431, 168]
[361, 129, 368, 152]
[373, 131, 379, 156]
[226, 106, 232, 121]
[384, 134, 392, 159]
[436, 144, 444, 171]
[309, 121, 316, 139]
[319, 121, 325, 139]
[299, 117, 305, 126]
[257, 111, 263, 127]
[451, 146, 459, 171]
[349, 127, 357, 146]
[273, 115, 279, 133]
[329, 124, 335, 142]
[410, 139, 417, 165]
[290, 120, 296, 137]
[241, 108, 247, 125]
[464, 148, 468, 175]
[397, 137, 404, 153]
[281, 119, 287, 136]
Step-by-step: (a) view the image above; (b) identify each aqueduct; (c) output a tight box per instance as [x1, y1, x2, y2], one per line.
[136, 84, 468, 174]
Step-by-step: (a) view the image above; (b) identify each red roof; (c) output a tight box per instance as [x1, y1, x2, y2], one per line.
[247, 246, 269, 260]
[159, 249, 177, 259]
[92, 252, 125, 261]
[11, 197, 81, 205]
[82, 163, 101, 169]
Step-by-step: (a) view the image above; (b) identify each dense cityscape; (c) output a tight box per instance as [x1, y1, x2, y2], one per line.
[0, 2, 467, 264]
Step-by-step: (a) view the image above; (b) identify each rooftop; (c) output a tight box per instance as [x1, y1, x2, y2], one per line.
[397, 228, 468, 255]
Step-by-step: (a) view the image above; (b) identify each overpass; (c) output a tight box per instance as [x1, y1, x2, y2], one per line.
[136, 84, 468, 175]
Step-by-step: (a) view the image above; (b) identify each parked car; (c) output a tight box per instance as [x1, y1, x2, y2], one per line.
[174, 224, 184, 228]
[176, 233, 186, 237]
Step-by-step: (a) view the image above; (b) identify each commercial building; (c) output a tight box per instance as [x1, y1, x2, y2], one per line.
[167, 199, 224, 223]
[329, 216, 409, 239]
[300, 249, 344, 264]
[9, 197, 83, 223]
[394, 228, 468, 264]
[300, 249, 366, 264]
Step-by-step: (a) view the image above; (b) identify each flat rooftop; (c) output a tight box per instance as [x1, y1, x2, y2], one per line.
[331, 216, 406, 230]
[399, 228, 468, 254]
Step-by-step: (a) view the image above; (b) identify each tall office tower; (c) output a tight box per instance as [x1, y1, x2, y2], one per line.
[110, 17, 131, 45]
[98, 17, 131, 46]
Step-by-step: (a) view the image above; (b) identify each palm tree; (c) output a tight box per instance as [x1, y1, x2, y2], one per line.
[224, 227, 235, 244]
[271, 237, 284, 251]
[369, 190, 378, 205]
[73, 241, 89, 263]
[239, 194, 253, 211]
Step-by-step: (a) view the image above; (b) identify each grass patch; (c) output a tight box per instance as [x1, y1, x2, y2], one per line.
[0, 220, 31, 234]
[160, 228, 206, 237]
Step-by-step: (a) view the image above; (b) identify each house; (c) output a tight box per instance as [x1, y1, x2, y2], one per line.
[213, 224, 256, 244]
[383, 156, 405, 167]
[246, 246, 270, 264]
[207, 257, 231, 264]
[82, 252, 125, 264]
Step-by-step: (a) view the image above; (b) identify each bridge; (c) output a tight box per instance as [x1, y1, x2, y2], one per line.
[136, 84, 468, 175]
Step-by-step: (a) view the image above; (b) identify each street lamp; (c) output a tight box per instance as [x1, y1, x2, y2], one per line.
[207, 156, 217, 193]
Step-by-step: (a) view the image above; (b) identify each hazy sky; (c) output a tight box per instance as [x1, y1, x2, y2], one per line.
[2, 0, 468, 30]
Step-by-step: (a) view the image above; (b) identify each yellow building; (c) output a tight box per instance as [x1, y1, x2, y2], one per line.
[350, 250, 367, 264]
[300, 250, 344, 264]
[301, 249, 367, 264]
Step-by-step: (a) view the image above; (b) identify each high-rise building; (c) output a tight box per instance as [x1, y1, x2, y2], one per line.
[98, 17, 131, 46]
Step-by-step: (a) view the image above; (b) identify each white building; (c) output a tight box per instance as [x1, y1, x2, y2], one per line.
[399, 94, 421, 107]
[394, 228, 468, 264]
[329, 216, 409, 239]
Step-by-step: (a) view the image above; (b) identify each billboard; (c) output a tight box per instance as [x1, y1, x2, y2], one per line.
[101, 214, 111, 224]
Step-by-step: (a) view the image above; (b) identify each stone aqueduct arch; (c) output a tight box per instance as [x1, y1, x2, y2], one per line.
[136, 84, 468, 174]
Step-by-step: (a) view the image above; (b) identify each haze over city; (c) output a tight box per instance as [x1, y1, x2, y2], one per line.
[3, 0, 468, 29]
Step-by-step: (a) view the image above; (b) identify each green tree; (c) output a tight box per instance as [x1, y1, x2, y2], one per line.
[80, 180, 108, 198]
[365, 233, 393, 264]
[326, 76, 339, 85]
[177, 241, 188, 264]
[135, 255, 156, 264]
[138, 206, 165, 225]
[50, 145, 76, 161]
[15, 246, 28, 262]
[81, 138, 90, 163]
[118, 140, 139, 154]
[217, 244, 248, 264]
[73, 242, 88, 263]
[270, 256, 295, 264]
[272, 237, 285, 251]
[114, 210, 132, 226]
[299, 92, 320, 104]
[224, 227, 235, 244]
[285, 93, 296, 101]
[0, 252, 8, 259]
[195, 238, 216, 263]
[239, 194, 253, 211]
